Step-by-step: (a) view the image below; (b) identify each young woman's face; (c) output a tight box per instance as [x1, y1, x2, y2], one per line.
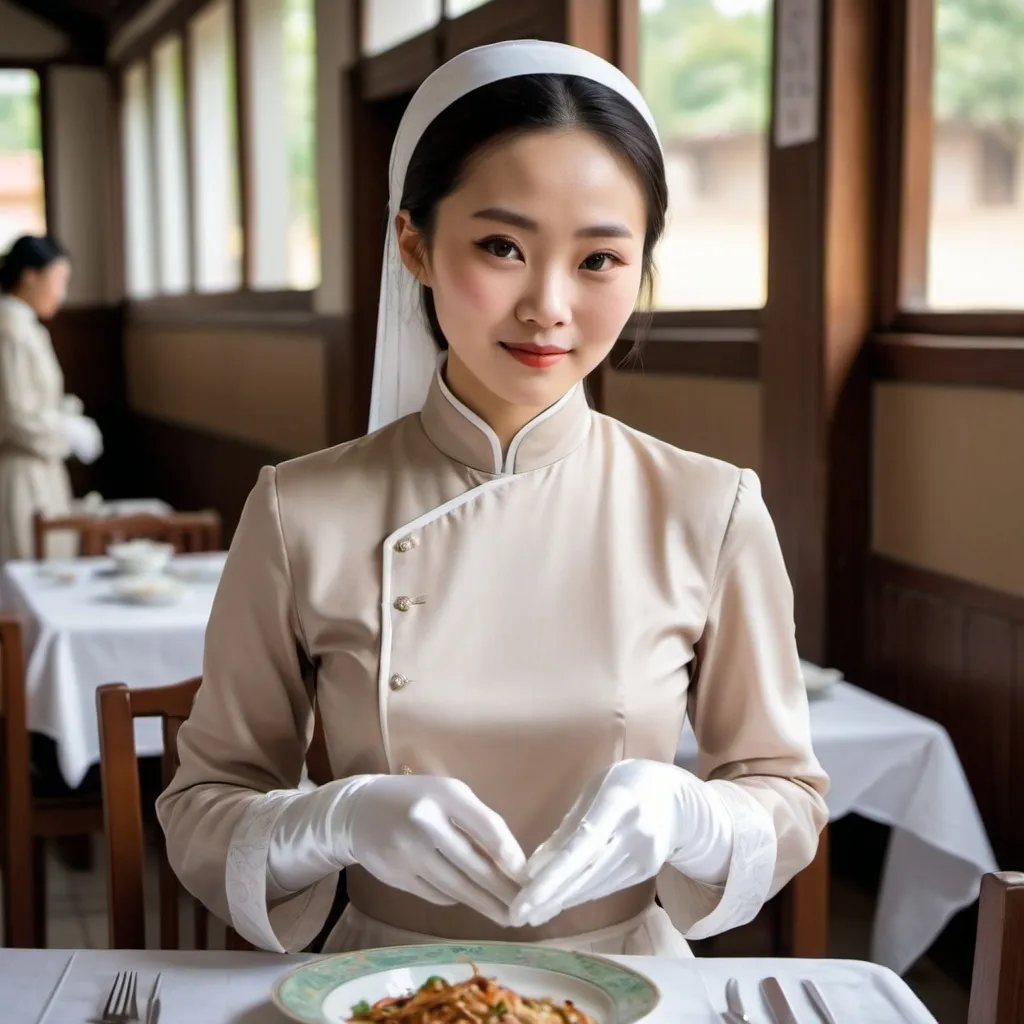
[398, 128, 648, 420]
[17, 258, 71, 320]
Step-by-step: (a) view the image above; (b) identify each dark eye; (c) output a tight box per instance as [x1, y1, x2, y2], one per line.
[581, 252, 617, 272]
[478, 237, 522, 260]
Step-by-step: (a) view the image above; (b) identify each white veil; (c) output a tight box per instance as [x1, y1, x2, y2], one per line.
[367, 39, 661, 434]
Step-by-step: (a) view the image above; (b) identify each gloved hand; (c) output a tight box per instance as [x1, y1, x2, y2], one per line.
[60, 394, 84, 416]
[509, 760, 735, 929]
[266, 774, 527, 926]
[61, 413, 103, 464]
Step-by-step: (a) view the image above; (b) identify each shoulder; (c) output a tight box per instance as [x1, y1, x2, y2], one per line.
[273, 413, 419, 491]
[242, 413, 422, 535]
[0, 298, 30, 341]
[593, 411, 749, 505]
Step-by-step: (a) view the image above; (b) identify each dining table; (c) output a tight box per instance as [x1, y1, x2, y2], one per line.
[677, 677, 997, 976]
[0, 551, 227, 789]
[1, 948, 939, 1023]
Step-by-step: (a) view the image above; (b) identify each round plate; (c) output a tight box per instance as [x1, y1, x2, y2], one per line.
[112, 576, 186, 606]
[272, 943, 661, 1024]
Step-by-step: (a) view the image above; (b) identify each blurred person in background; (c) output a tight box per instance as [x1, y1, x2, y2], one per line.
[0, 235, 102, 562]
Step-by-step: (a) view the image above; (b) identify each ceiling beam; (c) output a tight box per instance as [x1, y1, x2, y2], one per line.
[5, 0, 108, 64]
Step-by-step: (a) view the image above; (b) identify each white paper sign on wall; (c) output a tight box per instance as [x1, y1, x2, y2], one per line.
[774, 0, 821, 148]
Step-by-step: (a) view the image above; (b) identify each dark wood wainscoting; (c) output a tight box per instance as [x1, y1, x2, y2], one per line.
[865, 555, 1024, 871]
[48, 304, 127, 499]
[113, 415, 290, 540]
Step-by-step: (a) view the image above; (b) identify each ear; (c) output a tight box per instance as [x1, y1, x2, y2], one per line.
[395, 211, 432, 286]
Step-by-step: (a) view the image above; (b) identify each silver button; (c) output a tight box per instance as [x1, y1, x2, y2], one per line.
[389, 673, 409, 691]
[394, 537, 415, 553]
[399, 764, 413, 775]
[394, 596, 413, 612]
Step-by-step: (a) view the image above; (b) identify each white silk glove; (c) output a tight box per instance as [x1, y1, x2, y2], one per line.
[265, 774, 527, 926]
[509, 760, 735, 929]
[61, 413, 103, 464]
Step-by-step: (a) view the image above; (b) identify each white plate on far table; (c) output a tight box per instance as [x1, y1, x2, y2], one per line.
[273, 943, 661, 1024]
[112, 576, 187, 606]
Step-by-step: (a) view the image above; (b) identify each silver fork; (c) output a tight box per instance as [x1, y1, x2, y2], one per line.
[97, 971, 141, 1023]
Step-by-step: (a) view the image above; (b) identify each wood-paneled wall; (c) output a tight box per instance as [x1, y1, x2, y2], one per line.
[866, 556, 1024, 870]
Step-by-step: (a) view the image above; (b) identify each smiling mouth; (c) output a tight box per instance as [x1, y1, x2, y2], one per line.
[499, 342, 571, 368]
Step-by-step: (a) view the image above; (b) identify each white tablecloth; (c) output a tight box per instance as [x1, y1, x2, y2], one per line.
[0, 949, 937, 1023]
[0, 553, 226, 788]
[677, 680, 998, 976]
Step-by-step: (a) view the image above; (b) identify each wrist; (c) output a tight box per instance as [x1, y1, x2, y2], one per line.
[668, 773, 735, 885]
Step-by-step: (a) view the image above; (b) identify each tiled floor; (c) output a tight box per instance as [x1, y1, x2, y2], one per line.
[7, 836, 972, 1022]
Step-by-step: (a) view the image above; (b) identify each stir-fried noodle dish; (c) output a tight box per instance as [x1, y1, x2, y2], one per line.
[348, 967, 597, 1024]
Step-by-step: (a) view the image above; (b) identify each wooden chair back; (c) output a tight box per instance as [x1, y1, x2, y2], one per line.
[34, 511, 222, 559]
[0, 616, 33, 947]
[96, 678, 332, 950]
[969, 871, 1024, 1024]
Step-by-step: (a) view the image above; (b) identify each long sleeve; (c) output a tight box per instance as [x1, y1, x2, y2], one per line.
[658, 468, 829, 938]
[155, 465, 335, 952]
[0, 328, 70, 460]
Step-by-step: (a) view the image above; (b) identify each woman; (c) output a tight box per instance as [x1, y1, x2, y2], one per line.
[0, 235, 103, 562]
[158, 41, 828, 957]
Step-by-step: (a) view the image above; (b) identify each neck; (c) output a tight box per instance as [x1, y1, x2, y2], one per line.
[444, 351, 548, 453]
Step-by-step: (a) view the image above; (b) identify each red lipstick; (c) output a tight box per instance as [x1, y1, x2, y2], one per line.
[500, 344, 570, 369]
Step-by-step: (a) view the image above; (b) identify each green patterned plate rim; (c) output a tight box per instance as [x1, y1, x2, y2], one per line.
[272, 942, 662, 1024]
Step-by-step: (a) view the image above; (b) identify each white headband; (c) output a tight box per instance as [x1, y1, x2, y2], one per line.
[367, 40, 661, 433]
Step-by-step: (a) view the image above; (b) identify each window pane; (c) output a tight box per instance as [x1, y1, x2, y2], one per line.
[363, 0, 441, 56]
[640, 0, 771, 310]
[927, 0, 1024, 309]
[122, 63, 157, 299]
[284, 0, 319, 288]
[189, 0, 242, 292]
[153, 35, 191, 293]
[245, 0, 320, 290]
[0, 69, 45, 253]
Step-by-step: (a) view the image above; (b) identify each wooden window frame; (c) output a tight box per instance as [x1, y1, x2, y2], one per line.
[870, 0, 1024, 388]
[111, 0, 316, 313]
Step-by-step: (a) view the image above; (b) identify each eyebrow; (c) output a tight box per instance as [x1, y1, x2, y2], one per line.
[471, 206, 634, 239]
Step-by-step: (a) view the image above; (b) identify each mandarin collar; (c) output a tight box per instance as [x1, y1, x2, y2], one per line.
[419, 361, 592, 475]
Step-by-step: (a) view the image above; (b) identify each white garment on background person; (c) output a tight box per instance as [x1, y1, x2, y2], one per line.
[0, 294, 74, 562]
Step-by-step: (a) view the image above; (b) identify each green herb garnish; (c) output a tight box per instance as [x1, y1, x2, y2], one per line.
[351, 1001, 372, 1017]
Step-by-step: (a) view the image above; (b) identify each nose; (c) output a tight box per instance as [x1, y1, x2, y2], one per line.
[516, 264, 572, 329]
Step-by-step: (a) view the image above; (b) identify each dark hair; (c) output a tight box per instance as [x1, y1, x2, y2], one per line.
[0, 235, 69, 293]
[399, 74, 668, 351]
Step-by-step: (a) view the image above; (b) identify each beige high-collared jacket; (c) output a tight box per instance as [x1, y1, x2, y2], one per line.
[0, 294, 73, 563]
[158, 368, 829, 956]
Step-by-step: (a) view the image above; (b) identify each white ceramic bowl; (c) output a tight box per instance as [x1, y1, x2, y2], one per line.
[107, 539, 175, 577]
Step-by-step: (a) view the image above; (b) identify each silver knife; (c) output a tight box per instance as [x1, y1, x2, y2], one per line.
[725, 978, 751, 1023]
[802, 979, 837, 1024]
[760, 977, 799, 1024]
[146, 973, 163, 1024]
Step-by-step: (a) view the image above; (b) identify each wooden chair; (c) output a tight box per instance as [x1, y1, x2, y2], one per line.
[33, 510, 222, 560]
[968, 871, 1024, 1024]
[0, 616, 104, 947]
[777, 822, 830, 957]
[96, 678, 334, 950]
